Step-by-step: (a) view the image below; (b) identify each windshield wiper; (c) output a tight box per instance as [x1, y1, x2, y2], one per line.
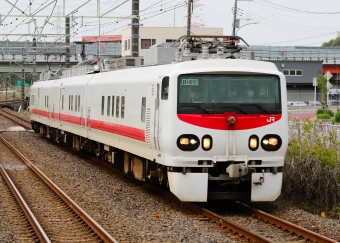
[214, 105, 247, 114]
[178, 105, 211, 114]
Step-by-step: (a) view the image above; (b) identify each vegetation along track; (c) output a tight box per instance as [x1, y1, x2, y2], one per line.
[0, 134, 118, 242]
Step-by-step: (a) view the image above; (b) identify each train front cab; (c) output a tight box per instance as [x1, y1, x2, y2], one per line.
[167, 70, 288, 202]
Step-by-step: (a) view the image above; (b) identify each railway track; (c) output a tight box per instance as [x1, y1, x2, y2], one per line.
[80, 151, 338, 243]
[1, 109, 339, 242]
[0, 108, 31, 130]
[0, 165, 38, 242]
[0, 134, 118, 242]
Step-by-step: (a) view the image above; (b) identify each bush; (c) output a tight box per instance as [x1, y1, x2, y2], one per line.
[316, 108, 334, 117]
[333, 111, 340, 123]
[316, 108, 324, 115]
[285, 119, 340, 210]
[316, 113, 331, 119]
[326, 109, 334, 117]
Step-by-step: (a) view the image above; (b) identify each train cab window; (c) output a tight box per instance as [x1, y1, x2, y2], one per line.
[62, 95, 64, 110]
[121, 96, 125, 118]
[107, 96, 111, 116]
[161, 76, 169, 100]
[116, 96, 120, 117]
[111, 96, 115, 117]
[101, 96, 105, 115]
[177, 74, 281, 115]
[141, 97, 146, 122]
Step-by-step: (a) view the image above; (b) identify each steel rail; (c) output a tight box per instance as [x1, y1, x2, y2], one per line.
[0, 108, 31, 130]
[0, 135, 118, 243]
[237, 202, 338, 243]
[93, 160, 273, 242]
[0, 163, 51, 243]
[43, 137, 337, 243]
[181, 201, 273, 243]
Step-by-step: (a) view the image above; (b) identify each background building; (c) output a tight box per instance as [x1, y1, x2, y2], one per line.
[121, 27, 223, 57]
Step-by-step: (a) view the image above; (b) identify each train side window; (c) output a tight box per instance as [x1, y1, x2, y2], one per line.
[101, 96, 104, 115]
[112, 96, 115, 117]
[116, 96, 120, 117]
[78, 95, 80, 112]
[69, 95, 71, 110]
[121, 96, 125, 118]
[62, 95, 64, 110]
[75, 95, 78, 112]
[141, 97, 146, 122]
[71, 95, 73, 111]
[161, 76, 169, 100]
[45, 95, 49, 108]
[107, 96, 111, 116]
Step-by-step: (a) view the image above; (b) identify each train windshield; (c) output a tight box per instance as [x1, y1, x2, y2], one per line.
[177, 74, 281, 114]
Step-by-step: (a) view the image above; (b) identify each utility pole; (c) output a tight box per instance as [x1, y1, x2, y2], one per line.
[32, 37, 36, 84]
[65, 16, 70, 68]
[21, 68, 25, 112]
[186, 0, 193, 36]
[5, 77, 8, 100]
[232, 0, 237, 35]
[131, 0, 139, 57]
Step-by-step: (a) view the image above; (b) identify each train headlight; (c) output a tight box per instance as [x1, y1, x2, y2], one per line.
[261, 135, 282, 151]
[202, 135, 213, 151]
[180, 138, 189, 145]
[249, 135, 259, 151]
[177, 135, 200, 151]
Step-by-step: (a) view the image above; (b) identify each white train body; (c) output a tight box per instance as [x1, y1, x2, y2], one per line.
[30, 58, 288, 202]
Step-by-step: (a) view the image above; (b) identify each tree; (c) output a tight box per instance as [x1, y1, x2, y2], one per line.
[322, 36, 340, 47]
[317, 75, 328, 104]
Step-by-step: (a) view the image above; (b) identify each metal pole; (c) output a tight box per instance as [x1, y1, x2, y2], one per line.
[65, 16, 70, 68]
[186, 0, 192, 36]
[232, 0, 237, 35]
[13, 91, 15, 110]
[32, 37, 36, 84]
[21, 69, 25, 112]
[5, 77, 8, 100]
[131, 0, 139, 57]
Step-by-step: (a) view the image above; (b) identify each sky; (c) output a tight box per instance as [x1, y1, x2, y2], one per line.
[0, 0, 340, 47]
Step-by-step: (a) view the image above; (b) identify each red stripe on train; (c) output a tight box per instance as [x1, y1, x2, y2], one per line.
[177, 113, 282, 130]
[31, 109, 145, 142]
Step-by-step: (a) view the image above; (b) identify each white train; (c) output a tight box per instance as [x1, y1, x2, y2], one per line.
[30, 36, 288, 202]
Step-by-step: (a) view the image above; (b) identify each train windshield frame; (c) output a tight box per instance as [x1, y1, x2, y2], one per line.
[177, 74, 282, 115]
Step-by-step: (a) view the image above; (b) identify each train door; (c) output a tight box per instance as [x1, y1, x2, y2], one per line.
[146, 82, 160, 150]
